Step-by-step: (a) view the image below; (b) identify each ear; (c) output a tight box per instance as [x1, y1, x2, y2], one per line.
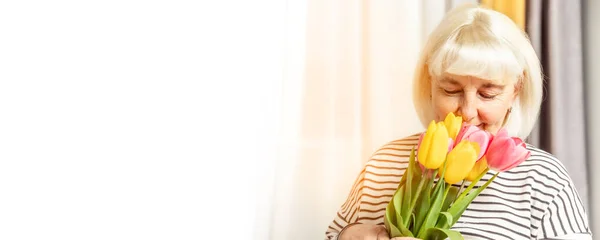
[512, 74, 524, 102]
[512, 85, 520, 102]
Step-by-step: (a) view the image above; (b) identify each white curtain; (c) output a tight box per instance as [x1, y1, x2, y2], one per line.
[256, 1, 477, 239]
[1, 1, 291, 239]
[0, 0, 489, 239]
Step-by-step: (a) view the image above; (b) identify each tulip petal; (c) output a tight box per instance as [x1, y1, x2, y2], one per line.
[486, 137, 514, 171]
[444, 141, 478, 184]
[469, 141, 481, 158]
[466, 131, 491, 160]
[504, 144, 530, 170]
[418, 121, 437, 167]
[512, 137, 524, 146]
[426, 122, 449, 169]
[503, 152, 528, 171]
[496, 128, 509, 138]
[465, 157, 488, 181]
[482, 129, 530, 172]
[454, 124, 469, 144]
[444, 112, 462, 140]
[455, 124, 481, 144]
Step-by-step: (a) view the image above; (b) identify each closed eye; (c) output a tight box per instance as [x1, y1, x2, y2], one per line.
[444, 89, 461, 95]
[479, 92, 498, 99]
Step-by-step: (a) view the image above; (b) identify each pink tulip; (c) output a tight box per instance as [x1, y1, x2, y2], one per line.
[485, 128, 531, 172]
[454, 124, 492, 160]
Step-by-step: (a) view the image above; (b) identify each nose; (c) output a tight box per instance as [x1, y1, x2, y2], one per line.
[458, 96, 477, 123]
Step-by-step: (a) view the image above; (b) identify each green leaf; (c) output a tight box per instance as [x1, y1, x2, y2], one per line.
[411, 146, 420, 176]
[407, 171, 426, 228]
[385, 213, 403, 238]
[442, 185, 460, 212]
[397, 147, 417, 191]
[385, 194, 410, 237]
[435, 211, 453, 229]
[416, 182, 445, 238]
[393, 185, 404, 224]
[409, 148, 422, 201]
[384, 200, 395, 233]
[385, 185, 402, 234]
[394, 214, 414, 238]
[397, 166, 408, 188]
[396, 208, 403, 230]
[423, 227, 464, 240]
[448, 172, 499, 226]
[431, 160, 447, 198]
[414, 172, 434, 234]
[401, 150, 413, 225]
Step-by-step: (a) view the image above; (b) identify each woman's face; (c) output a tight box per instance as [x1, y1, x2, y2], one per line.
[431, 74, 518, 135]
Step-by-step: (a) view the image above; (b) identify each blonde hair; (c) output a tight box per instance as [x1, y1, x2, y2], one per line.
[412, 4, 543, 138]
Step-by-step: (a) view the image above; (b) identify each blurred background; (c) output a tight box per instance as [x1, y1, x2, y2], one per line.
[252, 0, 600, 239]
[1, 0, 597, 239]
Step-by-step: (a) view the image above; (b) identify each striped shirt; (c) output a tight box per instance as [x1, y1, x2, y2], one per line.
[325, 134, 592, 240]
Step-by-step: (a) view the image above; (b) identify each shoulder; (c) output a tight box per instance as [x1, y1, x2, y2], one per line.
[521, 146, 592, 237]
[502, 144, 578, 213]
[365, 133, 421, 170]
[516, 144, 573, 187]
[355, 133, 422, 223]
[371, 133, 421, 159]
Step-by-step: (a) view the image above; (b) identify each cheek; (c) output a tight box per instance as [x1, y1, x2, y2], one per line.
[479, 94, 514, 123]
[478, 103, 509, 133]
[478, 107, 505, 124]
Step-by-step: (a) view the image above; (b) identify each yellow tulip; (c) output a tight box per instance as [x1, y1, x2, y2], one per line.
[466, 157, 488, 182]
[444, 141, 479, 184]
[417, 121, 449, 169]
[444, 112, 462, 140]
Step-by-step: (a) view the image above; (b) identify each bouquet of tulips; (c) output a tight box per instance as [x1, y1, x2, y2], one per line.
[384, 112, 531, 239]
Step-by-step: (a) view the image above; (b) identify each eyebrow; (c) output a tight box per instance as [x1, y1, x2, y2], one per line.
[439, 79, 460, 85]
[481, 83, 505, 90]
[439, 78, 505, 90]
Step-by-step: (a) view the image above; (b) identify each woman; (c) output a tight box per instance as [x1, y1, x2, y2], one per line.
[325, 4, 592, 240]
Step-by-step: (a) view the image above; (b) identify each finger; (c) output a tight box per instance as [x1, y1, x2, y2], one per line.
[375, 227, 390, 240]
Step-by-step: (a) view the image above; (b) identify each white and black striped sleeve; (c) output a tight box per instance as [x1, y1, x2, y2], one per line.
[538, 179, 592, 239]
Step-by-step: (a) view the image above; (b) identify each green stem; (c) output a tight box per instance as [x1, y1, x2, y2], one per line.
[431, 161, 447, 198]
[408, 174, 426, 216]
[456, 167, 489, 201]
[447, 171, 500, 227]
[443, 182, 451, 199]
[436, 183, 453, 229]
[456, 180, 466, 200]
[481, 172, 499, 189]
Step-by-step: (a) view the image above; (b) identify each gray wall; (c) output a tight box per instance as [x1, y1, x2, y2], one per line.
[583, 0, 599, 235]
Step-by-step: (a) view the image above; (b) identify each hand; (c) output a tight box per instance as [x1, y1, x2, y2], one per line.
[337, 223, 390, 240]
[390, 238, 421, 240]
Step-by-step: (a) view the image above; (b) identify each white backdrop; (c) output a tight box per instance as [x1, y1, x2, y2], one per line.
[0, 1, 530, 240]
[256, 1, 477, 239]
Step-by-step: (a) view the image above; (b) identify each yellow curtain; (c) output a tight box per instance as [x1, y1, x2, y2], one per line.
[481, 0, 526, 30]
